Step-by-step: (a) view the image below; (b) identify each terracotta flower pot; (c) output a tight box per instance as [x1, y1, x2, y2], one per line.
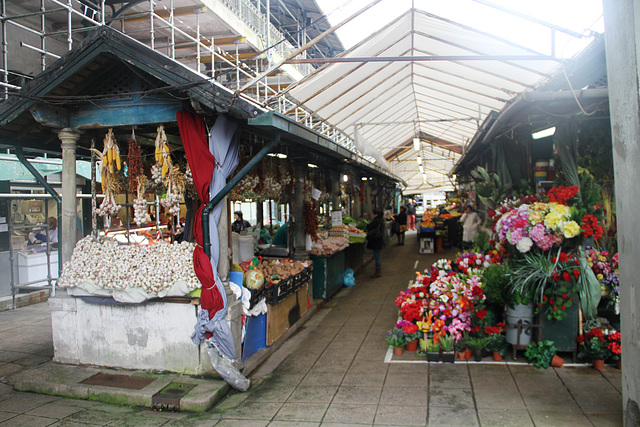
[492, 351, 503, 362]
[592, 359, 605, 370]
[464, 349, 473, 359]
[551, 355, 564, 368]
[405, 339, 418, 352]
[456, 351, 466, 360]
[393, 347, 404, 356]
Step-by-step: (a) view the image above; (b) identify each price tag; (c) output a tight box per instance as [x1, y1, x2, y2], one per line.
[331, 210, 342, 227]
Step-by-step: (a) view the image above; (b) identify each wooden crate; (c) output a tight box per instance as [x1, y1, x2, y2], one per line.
[267, 283, 309, 346]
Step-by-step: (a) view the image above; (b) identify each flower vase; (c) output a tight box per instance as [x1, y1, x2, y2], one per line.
[405, 339, 418, 352]
[492, 351, 503, 361]
[393, 347, 403, 356]
[551, 355, 564, 368]
[592, 359, 605, 370]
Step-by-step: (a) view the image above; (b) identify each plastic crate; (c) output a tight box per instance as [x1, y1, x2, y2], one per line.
[265, 275, 296, 304]
[249, 286, 266, 309]
[293, 265, 313, 288]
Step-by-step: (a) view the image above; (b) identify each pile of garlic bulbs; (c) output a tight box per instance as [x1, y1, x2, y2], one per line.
[59, 236, 201, 296]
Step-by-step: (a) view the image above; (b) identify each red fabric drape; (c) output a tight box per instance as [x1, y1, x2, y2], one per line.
[177, 110, 223, 319]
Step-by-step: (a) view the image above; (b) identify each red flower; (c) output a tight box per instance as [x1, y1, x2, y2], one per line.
[563, 272, 571, 282]
[608, 342, 622, 355]
[476, 309, 488, 320]
[577, 335, 586, 344]
[587, 328, 604, 339]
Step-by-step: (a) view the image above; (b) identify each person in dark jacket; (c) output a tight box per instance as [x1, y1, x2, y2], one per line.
[394, 206, 408, 245]
[232, 211, 251, 233]
[366, 209, 385, 278]
[406, 199, 417, 230]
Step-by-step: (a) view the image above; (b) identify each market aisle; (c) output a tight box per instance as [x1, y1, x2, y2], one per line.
[208, 230, 623, 427]
[0, 230, 623, 426]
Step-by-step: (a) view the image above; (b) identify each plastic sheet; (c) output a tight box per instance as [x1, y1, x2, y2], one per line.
[206, 340, 250, 391]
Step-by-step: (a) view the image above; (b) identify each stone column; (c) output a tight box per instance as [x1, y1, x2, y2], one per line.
[604, 1, 640, 423]
[58, 128, 80, 266]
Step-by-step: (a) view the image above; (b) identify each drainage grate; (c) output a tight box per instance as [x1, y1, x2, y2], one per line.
[152, 382, 197, 412]
[80, 373, 156, 390]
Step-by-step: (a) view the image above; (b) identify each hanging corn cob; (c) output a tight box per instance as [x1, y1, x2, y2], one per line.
[151, 125, 171, 185]
[91, 128, 121, 218]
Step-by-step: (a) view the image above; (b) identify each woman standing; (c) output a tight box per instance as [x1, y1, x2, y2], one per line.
[459, 205, 482, 249]
[366, 209, 385, 278]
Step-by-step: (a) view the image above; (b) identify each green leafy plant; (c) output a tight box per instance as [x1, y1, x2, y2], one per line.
[524, 340, 558, 369]
[438, 334, 455, 352]
[483, 263, 511, 311]
[385, 329, 406, 348]
[472, 230, 491, 253]
[466, 336, 491, 351]
[577, 328, 611, 361]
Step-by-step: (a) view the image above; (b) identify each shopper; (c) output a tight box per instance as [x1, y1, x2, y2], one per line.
[459, 205, 482, 249]
[406, 198, 417, 230]
[366, 209, 385, 278]
[394, 206, 408, 245]
[231, 211, 251, 233]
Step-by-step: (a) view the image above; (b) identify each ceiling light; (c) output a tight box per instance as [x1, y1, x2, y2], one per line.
[416, 155, 422, 164]
[308, 163, 318, 168]
[342, 174, 348, 182]
[419, 165, 424, 174]
[267, 153, 288, 159]
[532, 126, 556, 140]
[361, 177, 368, 181]
[413, 137, 420, 151]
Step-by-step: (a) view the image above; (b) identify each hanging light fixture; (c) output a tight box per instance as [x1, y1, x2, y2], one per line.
[416, 155, 422, 165]
[413, 137, 420, 151]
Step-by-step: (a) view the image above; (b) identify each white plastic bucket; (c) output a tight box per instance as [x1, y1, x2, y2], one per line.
[505, 303, 535, 346]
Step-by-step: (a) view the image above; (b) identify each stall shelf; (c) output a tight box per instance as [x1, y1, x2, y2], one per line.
[310, 250, 345, 299]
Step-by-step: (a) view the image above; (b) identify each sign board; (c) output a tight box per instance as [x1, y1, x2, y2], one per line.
[330, 210, 342, 227]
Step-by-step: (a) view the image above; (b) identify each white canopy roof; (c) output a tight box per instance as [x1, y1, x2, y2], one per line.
[286, 6, 600, 193]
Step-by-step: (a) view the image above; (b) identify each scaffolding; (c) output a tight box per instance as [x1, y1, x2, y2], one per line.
[0, 0, 357, 152]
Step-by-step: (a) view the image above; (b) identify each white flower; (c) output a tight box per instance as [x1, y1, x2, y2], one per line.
[516, 236, 534, 253]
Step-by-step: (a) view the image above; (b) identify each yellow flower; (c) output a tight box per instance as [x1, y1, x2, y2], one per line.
[545, 211, 561, 229]
[549, 202, 571, 219]
[597, 273, 604, 281]
[562, 221, 581, 238]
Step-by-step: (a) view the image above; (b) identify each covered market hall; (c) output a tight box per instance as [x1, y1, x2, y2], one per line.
[0, 1, 638, 426]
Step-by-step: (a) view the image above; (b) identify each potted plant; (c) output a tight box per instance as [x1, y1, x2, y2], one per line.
[607, 331, 621, 369]
[438, 334, 456, 363]
[466, 336, 491, 361]
[578, 328, 611, 370]
[398, 321, 421, 352]
[524, 340, 562, 369]
[485, 323, 507, 361]
[425, 338, 441, 362]
[386, 328, 406, 356]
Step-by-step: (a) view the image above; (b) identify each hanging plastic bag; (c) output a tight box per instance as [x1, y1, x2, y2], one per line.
[343, 268, 356, 287]
[206, 339, 250, 391]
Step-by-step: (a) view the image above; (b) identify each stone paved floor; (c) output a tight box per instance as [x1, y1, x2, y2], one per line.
[0, 230, 623, 426]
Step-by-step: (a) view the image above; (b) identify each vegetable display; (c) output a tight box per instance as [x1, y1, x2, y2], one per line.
[58, 236, 200, 296]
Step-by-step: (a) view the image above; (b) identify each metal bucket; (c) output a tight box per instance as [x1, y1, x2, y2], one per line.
[506, 303, 534, 346]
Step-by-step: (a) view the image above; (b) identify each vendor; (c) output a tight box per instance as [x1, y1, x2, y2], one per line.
[231, 211, 251, 233]
[272, 221, 293, 247]
[29, 216, 58, 245]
